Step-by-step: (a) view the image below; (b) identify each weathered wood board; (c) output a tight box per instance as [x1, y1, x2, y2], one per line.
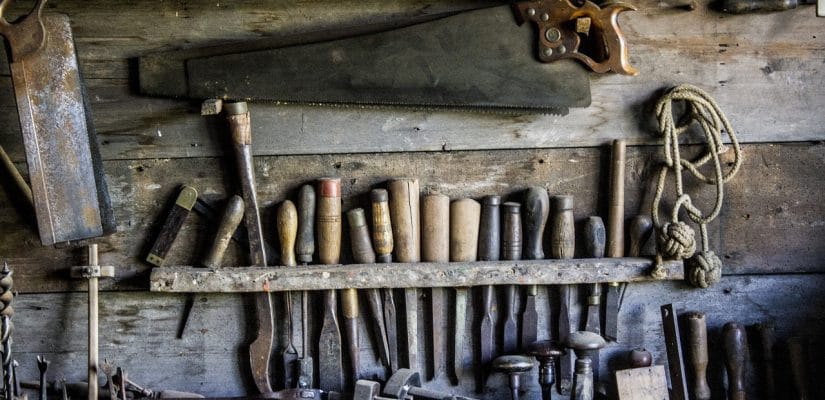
[9, 274, 825, 399]
[0, 1, 821, 162]
[1, 143, 821, 293]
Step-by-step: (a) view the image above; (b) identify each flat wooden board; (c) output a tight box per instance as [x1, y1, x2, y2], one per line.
[1, 143, 822, 293]
[615, 366, 669, 400]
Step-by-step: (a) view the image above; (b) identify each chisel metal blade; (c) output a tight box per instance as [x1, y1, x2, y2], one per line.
[520, 285, 538, 351]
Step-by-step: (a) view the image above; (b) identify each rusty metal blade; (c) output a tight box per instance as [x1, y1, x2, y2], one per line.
[479, 286, 494, 368]
[431, 287, 445, 379]
[318, 290, 344, 392]
[453, 288, 468, 384]
[520, 285, 537, 351]
[502, 285, 518, 355]
[10, 15, 114, 245]
[383, 288, 399, 373]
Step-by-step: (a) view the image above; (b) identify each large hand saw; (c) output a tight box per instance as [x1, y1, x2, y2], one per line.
[1, 0, 115, 245]
[139, 0, 637, 114]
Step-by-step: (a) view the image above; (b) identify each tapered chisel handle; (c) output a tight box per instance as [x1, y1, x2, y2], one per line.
[478, 195, 501, 261]
[685, 312, 711, 400]
[550, 195, 575, 259]
[296, 185, 316, 264]
[317, 178, 342, 265]
[450, 198, 480, 383]
[628, 215, 653, 258]
[370, 189, 394, 263]
[277, 200, 298, 267]
[607, 139, 625, 258]
[502, 202, 522, 261]
[754, 323, 775, 400]
[348, 208, 376, 264]
[202, 195, 244, 268]
[523, 187, 549, 260]
[583, 216, 605, 335]
[422, 193, 450, 262]
[389, 179, 420, 263]
[723, 322, 747, 400]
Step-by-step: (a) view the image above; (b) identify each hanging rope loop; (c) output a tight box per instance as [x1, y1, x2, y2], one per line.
[650, 84, 743, 288]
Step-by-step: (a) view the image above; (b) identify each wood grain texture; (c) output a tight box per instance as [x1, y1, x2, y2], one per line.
[9, 274, 825, 399]
[0, 1, 820, 162]
[0, 143, 822, 292]
[615, 366, 669, 400]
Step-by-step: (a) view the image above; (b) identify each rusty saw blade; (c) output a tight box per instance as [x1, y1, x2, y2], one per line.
[1, 4, 114, 245]
[139, 5, 591, 114]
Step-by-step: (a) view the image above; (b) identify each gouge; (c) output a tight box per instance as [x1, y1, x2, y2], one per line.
[345, 208, 377, 382]
[685, 312, 710, 400]
[605, 139, 626, 343]
[277, 200, 300, 388]
[478, 196, 501, 370]
[450, 198, 481, 384]
[146, 185, 198, 267]
[421, 192, 450, 380]
[754, 323, 775, 400]
[295, 184, 315, 388]
[550, 195, 575, 395]
[389, 179, 421, 372]
[371, 188, 397, 373]
[723, 323, 747, 400]
[581, 216, 605, 386]
[501, 202, 522, 359]
[348, 208, 390, 374]
[317, 178, 344, 393]
[521, 187, 548, 353]
[225, 102, 273, 395]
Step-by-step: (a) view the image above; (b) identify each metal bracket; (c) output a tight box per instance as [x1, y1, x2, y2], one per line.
[70, 265, 115, 279]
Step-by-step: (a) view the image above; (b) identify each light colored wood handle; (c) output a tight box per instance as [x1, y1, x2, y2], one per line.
[389, 178, 420, 263]
[276, 200, 298, 267]
[317, 178, 342, 265]
[450, 199, 481, 262]
[421, 193, 450, 263]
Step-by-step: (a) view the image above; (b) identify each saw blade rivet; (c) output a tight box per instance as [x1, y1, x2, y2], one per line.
[527, 8, 536, 16]
[545, 28, 562, 42]
[543, 48, 554, 57]
[541, 12, 550, 21]
[558, 45, 567, 54]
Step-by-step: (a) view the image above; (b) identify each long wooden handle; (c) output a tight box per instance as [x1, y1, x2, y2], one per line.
[450, 199, 481, 262]
[389, 178, 420, 263]
[478, 195, 501, 261]
[788, 337, 810, 400]
[421, 193, 450, 263]
[202, 195, 244, 268]
[502, 202, 522, 261]
[754, 323, 775, 400]
[723, 322, 747, 400]
[607, 139, 626, 258]
[370, 189, 394, 263]
[686, 312, 711, 400]
[296, 184, 316, 264]
[550, 195, 575, 259]
[277, 200, 298, 267]
[523, 187, 549, 260]
[317, 178, 342, 265]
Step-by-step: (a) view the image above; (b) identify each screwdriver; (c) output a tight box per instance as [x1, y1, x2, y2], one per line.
[295, 184, 315, 388]
[276, 200, 299, 388]
[605, 139, 626, 343]
[521, 187, 548, 353]
[421, 192, 450, 380]
[316, 178, 344, 393]
[478, 195, 501, 371]
[450, 198, 481, 384]
[370, 189, 398, 373]
[550, 195, 575, 394]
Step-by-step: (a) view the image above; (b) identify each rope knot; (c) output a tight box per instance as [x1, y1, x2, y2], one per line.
[657, 221, 696, 259]
[686, 251, 723, 288]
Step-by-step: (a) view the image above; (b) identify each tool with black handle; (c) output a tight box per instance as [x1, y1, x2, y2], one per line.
[421, 192, 450, 380]
[225, 102, 274, 396]
[389, 179, 421, 372]
[521, 187, 548, 353]
[371, 189, 398, 374]
[146, 186, 198, 267]
[754, 323, 775, 400]
[450, 198, 481, 384]
[277, 200, 299, 388]
[685, 312, 711, 400]
[605, 139, 626, 343]
[501, 202, 522, 358]
[716, 0, 816, 13]
[295, 184, 315, 388]
[723, 323, 747, 400]
[550, 195, 576, 395]
[317, 178, 344, 393]
[478, 195, 501, 372]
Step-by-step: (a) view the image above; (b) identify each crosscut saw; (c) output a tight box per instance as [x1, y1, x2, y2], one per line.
[0, 0, 115, 245]
[139, 0, 637, 114]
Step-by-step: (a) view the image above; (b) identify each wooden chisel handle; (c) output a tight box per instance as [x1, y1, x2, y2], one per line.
[202, 195, 244, 268]
[277, 200, 298, 267]
[723, 322, 747, 400]
[348, 208, 376, 264]
[754, 323, 775, 400]
[685, 312, 711, 400]
[371, 189, 394, 263]
[478, 195, 501, 261]
[628, 215, 653, 258]
[317, 178, 342, 265]
[523, 187, 549, 260]
[550, 195, 575, 259]
[502, 202, 522, 261]
[450, 199, 481, 262]
[583, 216, 605, 334]
[607, 139, 626, 258]
[296, 185, 316, 264]
[389, 179, 420, 263]
[422, 193, 450, 262]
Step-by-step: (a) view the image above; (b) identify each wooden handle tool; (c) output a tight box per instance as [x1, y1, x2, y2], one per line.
[202, 195, 244, 268]
[421, 192, 450, 379]
[370, 188, 398, 373]
[344, 208, 378, 382]
[723, 322, 748, 400]
[316, 178, 344, 393]
[450, 198, 480, 384]
[501, 202, 522, 363]
[225, 102, 273, 395]
[754, 323, 775, 400]
[479, 196, 504, 368]
[277, 200, 299, 388]
[295, 184, 315, 388]
[685, 312, 711, 400]
[605, 139, 626, 342]
[551, 195, 576, 394]
[146, 185, 198, 267]
[389, 178, 421, 372]
[521, 187, 548, 354]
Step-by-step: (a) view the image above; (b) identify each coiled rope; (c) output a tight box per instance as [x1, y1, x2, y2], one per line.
[649, 85, 743, 288]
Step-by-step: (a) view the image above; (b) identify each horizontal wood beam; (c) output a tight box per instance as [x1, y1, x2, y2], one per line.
[149, 257, 684, 292]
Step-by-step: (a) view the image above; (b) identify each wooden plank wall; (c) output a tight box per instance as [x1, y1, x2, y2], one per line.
[0, 1, 823, 399]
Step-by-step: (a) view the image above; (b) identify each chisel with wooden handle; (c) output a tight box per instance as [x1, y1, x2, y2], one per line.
[521, 187, 548, 353]
[146, 185, 198, 267]
[317, 178, 344, 393]
[225, 102, 273, 395]
[371, 188, 397, 374]
[581, 216, 605, 386]
[295, 184, 315, 388]
[277, 200, 299, 388]
[450, 198, 480, 384]
[605, 139, 626, 342]
[421, 192, 450, 380]
[345, 208, 377, 382]
[685, 312, 711, 400]
[389, 179, 421, 372]
[501, 203, 522, 357]
[754, 323, 775, 400]
[551, 195, 576, 395]
[478, 195, 501, 370]
[723, 323, 747, 400]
